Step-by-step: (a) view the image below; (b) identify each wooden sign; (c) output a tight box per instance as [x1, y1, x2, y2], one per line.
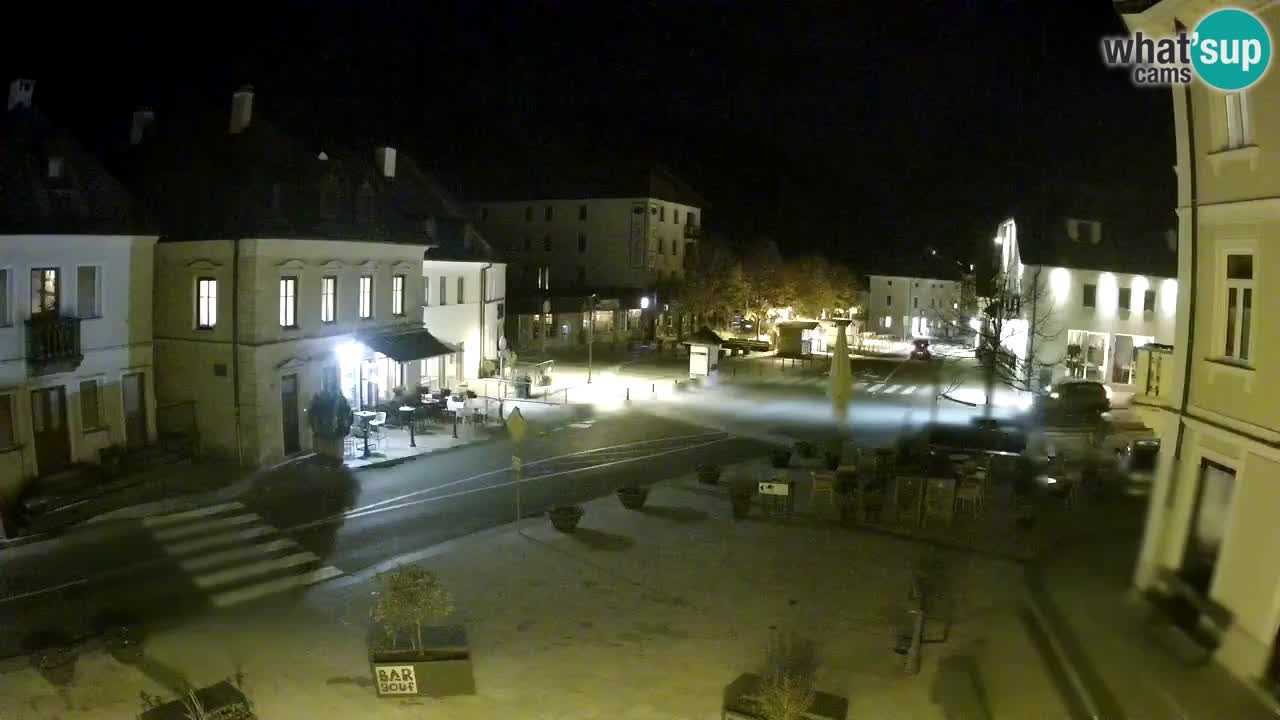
[758, 481, 791, 496]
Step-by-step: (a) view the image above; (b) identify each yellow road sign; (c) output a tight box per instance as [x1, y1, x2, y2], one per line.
[512, 456, 523, 472]
[507, 406, 528, 444]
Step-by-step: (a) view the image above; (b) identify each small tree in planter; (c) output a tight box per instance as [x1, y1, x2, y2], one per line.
[758, 633, 817, 720]
[696, 463, 722, 485]
[371, 565, 454, 654]
[368, 565, 473, 697]
[769, 448, 792, 469]
[793, 440, 816, 460]
[307, 390, 353, 463]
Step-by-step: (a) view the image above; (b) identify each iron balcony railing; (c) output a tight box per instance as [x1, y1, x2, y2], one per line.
[25, 314, 82, 374]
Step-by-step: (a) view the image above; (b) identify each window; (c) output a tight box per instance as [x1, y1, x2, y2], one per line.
[543, 235, 552, 252]
[1183, 460, 1236, 594]
[671, 239, 678, 255]
[31, 268, 59, 315]
[522, 235, 532, 252]
[392, 274, 406, 316]
[577, 266, 586, 285]
[1124, 287, 1136, 313]
[439, 275, 447, 305]
[578, 234, 587, 253]
[47, 156, 63, 179]
[1225, 92, 1251, 149]
[578, 204, 587, 220]
[525, 206, 533, 221]
[913, 297, 918, 309]
[359, 275, 374, 319]
[196, 277, 217, 329]
[930, 298, 936, 309]
[423, 277, 430, 308]
[80, 380, 101, 431]
[279, 277, 298, 328]
[497, 302, 504, 320]
[544, 206, 553, 221]
[688, 212, 697, 226]
[457, 277, 465, 304]
[660, 206, 666, 222]
[886, 295, 892, 307]
[76, 266, 99, 318]
[537, 267, 550, 290]
[1223, 253, 1254, 363]
[674, 209, 680, 224]
[658, 238, 664, 255]
[0, 268, 8, 326]
[321, 276, 337, 322]
[1082, 283, 1097, 309]
[1144, 290, 1155, 313]
[0, 394, 13, 448]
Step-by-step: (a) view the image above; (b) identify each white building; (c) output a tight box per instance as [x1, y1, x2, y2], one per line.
[993, 212, 1178, 393]
[867, 274, 963, 340]
[0, 79, 158, 507]
[465, 163, 705, 351]
[133, 87, 501, 467]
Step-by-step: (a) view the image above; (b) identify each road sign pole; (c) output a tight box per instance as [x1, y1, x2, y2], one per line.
[514, 452, 522, 525]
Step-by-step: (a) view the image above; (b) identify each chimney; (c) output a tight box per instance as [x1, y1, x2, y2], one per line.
[7, 78, 34, 111]
[229, 84, 254, 134]
[375, 146, 397, 178]
[130, 107, 154, 145]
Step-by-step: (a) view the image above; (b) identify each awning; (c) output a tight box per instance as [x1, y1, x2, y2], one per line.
[682, 327, 725, 346]
[361, 328, 457, 362]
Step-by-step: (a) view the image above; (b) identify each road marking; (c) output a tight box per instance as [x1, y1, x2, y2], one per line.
[884, 384, 904, 394]
[153, 513, 260, 542]
[179, 538, 298, 572]
[193, 550, 318, 589]
[210, 565, 343, 608]
[855, 382, 869, 389]
[868, 384, 885, 393]
[901, 385, 918, 395]
[142, 501, 246, 528]
[164, 526, 276, 556]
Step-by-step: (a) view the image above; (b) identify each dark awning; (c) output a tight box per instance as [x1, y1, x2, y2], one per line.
[682, 327, 725, 346]
[362, 328, 457, 362]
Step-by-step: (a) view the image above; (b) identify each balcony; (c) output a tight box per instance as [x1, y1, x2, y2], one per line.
[683, 224, 701, 240]
[25, 315, 82, 375]
[1134, 343, 1175, 407]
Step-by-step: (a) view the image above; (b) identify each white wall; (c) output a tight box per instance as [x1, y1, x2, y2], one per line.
[472, 197, 701, 289]
[866, 275, 962, 337]
[0, 234, 157, 500]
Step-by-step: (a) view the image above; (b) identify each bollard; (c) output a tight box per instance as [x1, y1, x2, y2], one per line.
[651, 383, 655, 394]
[626, 387, 630, 402]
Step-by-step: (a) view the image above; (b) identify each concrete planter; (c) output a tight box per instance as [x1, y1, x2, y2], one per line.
[313, 433, 344, 464]
[697, 464, 722, 485]
[140, 680, 255, 719]
[616, 486, 648, 510]
[369, 625, 475, 698]
[549, 505, 584, 532]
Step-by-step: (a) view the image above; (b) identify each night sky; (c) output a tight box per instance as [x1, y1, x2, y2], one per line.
[2, 1, 1172, 272]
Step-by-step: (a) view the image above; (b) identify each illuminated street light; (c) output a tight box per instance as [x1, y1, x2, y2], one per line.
[640, 296, 650, 310]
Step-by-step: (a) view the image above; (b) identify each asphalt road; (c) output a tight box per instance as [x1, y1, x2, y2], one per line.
[0, 409, 762, 658]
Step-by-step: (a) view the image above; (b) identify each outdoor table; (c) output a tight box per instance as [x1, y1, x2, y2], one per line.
[354, 410, 377, 459]
[399, 405, 417, 447]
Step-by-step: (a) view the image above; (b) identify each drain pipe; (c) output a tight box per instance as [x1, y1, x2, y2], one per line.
[479, 262, 493, 381]
[232, 237, 244, 467]
[1173, 17, 1198, 466]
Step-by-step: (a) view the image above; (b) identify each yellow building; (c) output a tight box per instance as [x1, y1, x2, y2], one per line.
[1121, 0, 1280, 692]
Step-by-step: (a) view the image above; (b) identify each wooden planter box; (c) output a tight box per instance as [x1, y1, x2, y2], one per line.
[722, 672, 848, 720]
[369, 624, 475, 698]
[140, 681, 255, 719]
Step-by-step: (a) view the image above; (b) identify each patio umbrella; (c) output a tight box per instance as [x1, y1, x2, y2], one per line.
[830, 323, 853, 422]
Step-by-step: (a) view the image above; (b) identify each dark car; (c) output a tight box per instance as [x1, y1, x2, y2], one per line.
[1035, 380, 1110, 420]
[909, 338, 932, 361]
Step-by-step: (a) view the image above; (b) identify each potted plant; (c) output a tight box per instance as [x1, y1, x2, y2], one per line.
[794, 440, 816, 459]
[729, 480, 754, 519]
[369, 565, 473, 698]
[548, 505, 585, 532]
[616, 485, 648, 510]
[770, 447, 792, 469]
[696, 463, 722, 485]
[105, 624, 143, 664]
[822, 450, 841, 471]
[34, 646, 77, 686]
[99, 445, 127, 478]
[307, 390, 353, 464]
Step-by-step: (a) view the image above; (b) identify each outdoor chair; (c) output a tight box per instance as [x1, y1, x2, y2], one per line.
[809, 471, 836, 510]
[369, 411, 387, 439]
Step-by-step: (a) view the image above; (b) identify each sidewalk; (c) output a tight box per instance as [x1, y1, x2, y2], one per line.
[1027, 495, 1279, 719]
[0, 461, 1069, 719]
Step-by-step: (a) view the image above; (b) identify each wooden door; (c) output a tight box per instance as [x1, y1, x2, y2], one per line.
[281, 374, 301, 455]
[31, 386, 70, 475]
[123, 373, 147, 449]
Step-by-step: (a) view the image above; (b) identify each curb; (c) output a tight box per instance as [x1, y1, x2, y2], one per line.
[348, 433, 500, 472]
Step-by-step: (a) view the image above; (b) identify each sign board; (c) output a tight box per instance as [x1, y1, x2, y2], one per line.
[690, 346, 709, 377]
[758, 481, 791, 496]
[498, 336, 507, 351]
[507, 406, 528, 444]
[374, 664, 418, 695]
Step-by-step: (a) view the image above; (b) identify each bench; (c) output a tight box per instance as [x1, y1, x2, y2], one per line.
[1143, 567, 1233, 665]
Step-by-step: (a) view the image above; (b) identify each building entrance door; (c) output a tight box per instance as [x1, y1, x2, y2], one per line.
[31, 386, 70, 475]
[123, 373, 148, 449]
[281, 373, 301, 455]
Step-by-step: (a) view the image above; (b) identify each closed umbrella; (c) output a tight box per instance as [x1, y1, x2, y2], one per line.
[830, 323, 853, 422]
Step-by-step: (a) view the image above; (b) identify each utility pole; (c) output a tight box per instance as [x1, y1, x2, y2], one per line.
[588, 293, 597, 383]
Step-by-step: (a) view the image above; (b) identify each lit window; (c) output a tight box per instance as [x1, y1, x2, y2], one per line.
[279, 277, 298, 328]
[321, 276, 337, 322]
[359, 275, 374, 319]
[1225, 92, 1251, 149]
[196, 277, 217, 328]
[1223, 253, 1254, 363]
[31, 268, 59, 315]
[392, 274, 406, 316]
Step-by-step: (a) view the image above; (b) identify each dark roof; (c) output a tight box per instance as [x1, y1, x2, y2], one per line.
[1, 104, 152, 235]
[682, 328, 725, 345]
[463, 160, 707, 209]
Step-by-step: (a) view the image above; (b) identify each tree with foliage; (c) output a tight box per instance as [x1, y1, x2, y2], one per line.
[370, 565, 454, 651]
[741, 237, 790, 334]
[674, 233, 747, 330]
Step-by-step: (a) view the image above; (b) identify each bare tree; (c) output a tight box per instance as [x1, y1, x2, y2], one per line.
[757, 632, 817, 720]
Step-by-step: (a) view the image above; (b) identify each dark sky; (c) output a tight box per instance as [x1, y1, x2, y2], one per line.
[2, 1, 1172, 272]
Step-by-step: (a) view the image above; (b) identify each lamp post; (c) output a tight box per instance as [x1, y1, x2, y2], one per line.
[587, 293, 597, 384]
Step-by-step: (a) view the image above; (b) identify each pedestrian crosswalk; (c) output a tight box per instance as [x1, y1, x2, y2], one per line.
[142, 501, 342, 609]
[730, 375, 931, 397]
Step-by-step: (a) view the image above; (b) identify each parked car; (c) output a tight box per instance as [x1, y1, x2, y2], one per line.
[1115, 438, 1160, 495]
[909, 338, 932, 361]
[1034, 380, 1110, 421]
